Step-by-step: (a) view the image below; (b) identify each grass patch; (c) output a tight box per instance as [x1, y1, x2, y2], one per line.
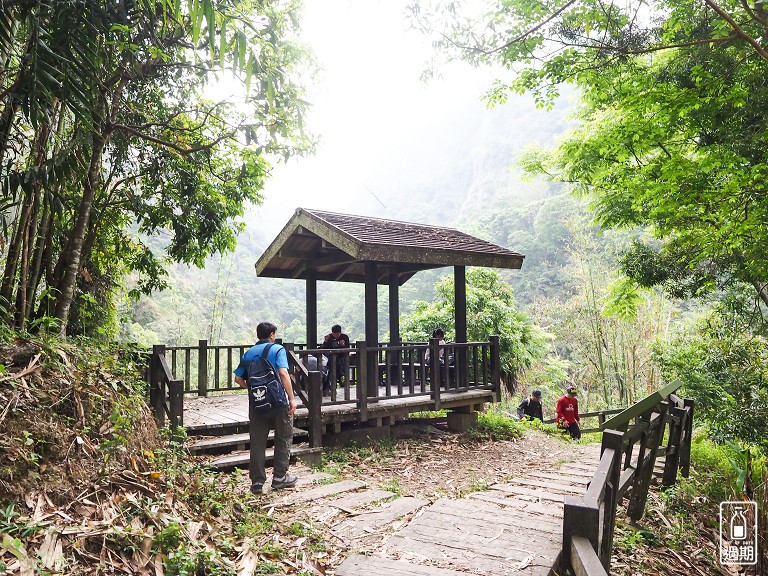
[466, 409, 524, 441]
[408, 410, 448, 419]
[380, 478, 402, 496]
[320, 439, 399, 476]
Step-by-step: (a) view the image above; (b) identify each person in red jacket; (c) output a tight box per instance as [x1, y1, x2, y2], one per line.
[556, 386, 581, 439]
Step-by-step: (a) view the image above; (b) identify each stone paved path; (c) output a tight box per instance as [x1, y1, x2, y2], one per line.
[265, 444, 602, 576]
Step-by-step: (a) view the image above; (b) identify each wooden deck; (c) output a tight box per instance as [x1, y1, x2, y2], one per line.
[183, 388, 495, 434]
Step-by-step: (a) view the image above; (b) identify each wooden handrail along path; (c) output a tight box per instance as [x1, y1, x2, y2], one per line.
[148, 344, 185, 429]
[562, 381, 694, 576]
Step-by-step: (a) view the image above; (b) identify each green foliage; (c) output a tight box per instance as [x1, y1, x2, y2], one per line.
[613, 526, 656, 554]
[0, 0, 315, 336]
[401, 268, 554, 387]
[466, 408, 524, 441]
[602, 277, 644, 321]
[0, 504, 40, 539]
[522, 218, 674, 408]
[153, 522, 184, 553]
[412, 4, 768, 442]
[379, 478, 402, 497]
[656, 307, 768, 453]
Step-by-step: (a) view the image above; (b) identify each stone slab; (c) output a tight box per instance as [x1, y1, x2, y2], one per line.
[271, 479, 366, 506]
[336, 496, 429, 536]
[336, 554, 478, 576]
[330, 489, 397, 510]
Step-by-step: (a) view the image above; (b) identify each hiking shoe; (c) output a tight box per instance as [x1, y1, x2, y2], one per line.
[271, 474, 297, 490]
[250, 483, 263, 495]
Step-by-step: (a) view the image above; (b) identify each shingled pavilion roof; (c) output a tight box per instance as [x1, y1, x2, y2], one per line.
[255, 208, 525, 284]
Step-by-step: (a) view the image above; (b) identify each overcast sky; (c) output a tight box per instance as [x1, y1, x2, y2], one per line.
[250, 0, 504, 234]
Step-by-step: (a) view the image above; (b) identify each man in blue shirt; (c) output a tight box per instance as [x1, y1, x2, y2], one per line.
[235, 321, 297, 494]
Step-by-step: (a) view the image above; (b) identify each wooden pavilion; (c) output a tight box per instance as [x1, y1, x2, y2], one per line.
[150, 208, 526, 451]
[255, 208, 525, 351]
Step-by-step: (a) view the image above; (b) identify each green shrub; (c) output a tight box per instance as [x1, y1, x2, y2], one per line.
[467, 410, 524, 441]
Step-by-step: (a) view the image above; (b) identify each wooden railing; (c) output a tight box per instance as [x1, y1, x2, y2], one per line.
[285, 344, 323, 449]
[157, 338, 500, 399]
[148, 338, 501, 432]
[148, 344, 184, 428]
[561, 381, 694, 575]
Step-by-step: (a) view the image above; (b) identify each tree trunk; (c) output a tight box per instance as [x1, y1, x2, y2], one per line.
[24, 192, 53, 322]
[0, 193, 30, 323]
[753, 280, 768, 307]
[53, 129, 109, 335]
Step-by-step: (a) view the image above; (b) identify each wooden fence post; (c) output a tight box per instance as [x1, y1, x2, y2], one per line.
[490, 336, 501, 403]
[563, 499, 601, 566]
[150, 345, 166, 427]
[600, 430, 624, 568]
[308, 370, 323, 448]
[197, 339, 208, 397]
[628, 411, 665, 521]
[168, 379, 184, 429]
[662, 405, 686, 487]
[429, 337, 441, 410]
[356, 341, 368, 421]
[680, 399, 695, 478]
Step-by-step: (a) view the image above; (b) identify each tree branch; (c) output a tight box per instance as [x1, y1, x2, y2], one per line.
[481, 0, 578, 56]
[703, 0, 768, 61]
[751, 279, 768, 307]
[547, 33, 741, 55]
[112, 123, 234, 155]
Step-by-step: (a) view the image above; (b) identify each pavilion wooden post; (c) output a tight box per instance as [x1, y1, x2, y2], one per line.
[364, 261, 379, 398]
[430, 337, 441, 409]
[197, 339, 208, 397]
[389, 266, 400, 345]
[306, 271, 317, 348]
[388, 266, 401, 386]
[454, 265, 468, 387]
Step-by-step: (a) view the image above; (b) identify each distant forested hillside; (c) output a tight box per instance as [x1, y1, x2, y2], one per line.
[121, 91, 580, 345]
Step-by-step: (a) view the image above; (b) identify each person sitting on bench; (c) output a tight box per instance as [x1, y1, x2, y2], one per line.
[322, 324, 350, 396]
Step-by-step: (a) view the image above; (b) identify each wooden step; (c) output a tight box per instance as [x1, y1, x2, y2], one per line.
[207, 445, 322, 471]
[188, 428, 308, 455]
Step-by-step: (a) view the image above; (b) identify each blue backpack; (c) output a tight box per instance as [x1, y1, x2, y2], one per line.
[247, 343, 289, 413]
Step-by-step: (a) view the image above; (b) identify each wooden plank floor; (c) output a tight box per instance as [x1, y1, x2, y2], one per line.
[183, 389, 495, 433]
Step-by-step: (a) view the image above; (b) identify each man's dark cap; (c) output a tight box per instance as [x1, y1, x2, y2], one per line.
[532, 390, 542, 397]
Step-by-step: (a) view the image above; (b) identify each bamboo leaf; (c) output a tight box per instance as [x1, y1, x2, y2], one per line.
[219, 18, 226, 69]
[204, 0, 215, 60]
[266, 76, 275, 109]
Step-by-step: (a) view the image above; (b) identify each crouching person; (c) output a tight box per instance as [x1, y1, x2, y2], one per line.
[556, 386, 581, 440]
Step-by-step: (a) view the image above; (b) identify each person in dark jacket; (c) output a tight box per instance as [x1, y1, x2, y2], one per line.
[322, 324, 350, 395]
[517, 389, 543, 422]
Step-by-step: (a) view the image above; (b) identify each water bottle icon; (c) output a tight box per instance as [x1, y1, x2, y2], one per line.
[730, 506, 747, 540]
